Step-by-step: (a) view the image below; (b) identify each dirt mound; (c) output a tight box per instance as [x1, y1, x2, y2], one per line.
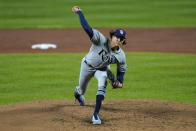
[0, 28, 196, 54]
[0, 99, 196, 131]
[0, 28, 196, 130]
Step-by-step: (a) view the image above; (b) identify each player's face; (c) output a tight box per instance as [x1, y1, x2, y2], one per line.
[111, 36, 124, 48]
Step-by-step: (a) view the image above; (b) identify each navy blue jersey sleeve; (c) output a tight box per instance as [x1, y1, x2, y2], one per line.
[117, 71, 125, 84]
[77, 11, 93, 39]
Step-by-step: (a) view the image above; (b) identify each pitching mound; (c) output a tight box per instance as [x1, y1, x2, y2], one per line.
[0, 99, 196, 131]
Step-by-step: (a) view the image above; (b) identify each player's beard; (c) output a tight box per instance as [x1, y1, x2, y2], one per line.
[111, 36, 122, 51]
[111, 42, 117, 48]
[111, 40, 120, 51]
[111, 42, 119, 51]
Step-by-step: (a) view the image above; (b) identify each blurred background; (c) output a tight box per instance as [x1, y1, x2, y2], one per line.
[0, 0, 196, 28]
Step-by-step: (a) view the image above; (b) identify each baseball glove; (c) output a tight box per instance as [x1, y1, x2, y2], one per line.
[107, 69, 122, 89]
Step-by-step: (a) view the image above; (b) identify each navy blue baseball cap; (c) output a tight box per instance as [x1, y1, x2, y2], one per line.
[114, 29, 126, 39]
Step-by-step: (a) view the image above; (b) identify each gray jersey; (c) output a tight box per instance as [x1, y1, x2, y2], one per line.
[85, 29, 127, 72]
[111, 48, 127, 72]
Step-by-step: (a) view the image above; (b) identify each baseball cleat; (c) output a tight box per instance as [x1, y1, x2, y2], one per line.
[74, 91, 85, 106]
[92, 113, 101, 124]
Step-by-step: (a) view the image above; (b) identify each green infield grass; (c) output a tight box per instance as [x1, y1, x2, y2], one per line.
[0, 52, 196, 105]
[0, 0, 196, 28]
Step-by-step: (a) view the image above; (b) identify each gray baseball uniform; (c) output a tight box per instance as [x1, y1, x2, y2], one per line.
[73, 9, 127, 124]
[76, 29, 127, 97]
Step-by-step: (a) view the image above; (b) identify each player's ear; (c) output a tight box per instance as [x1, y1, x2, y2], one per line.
[122, 39, 127, 45]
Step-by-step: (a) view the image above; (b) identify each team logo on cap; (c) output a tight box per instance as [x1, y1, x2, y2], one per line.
[120, 30, 124, 35]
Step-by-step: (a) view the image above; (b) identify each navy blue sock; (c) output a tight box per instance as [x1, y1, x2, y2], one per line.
[94, 95, 104, 115]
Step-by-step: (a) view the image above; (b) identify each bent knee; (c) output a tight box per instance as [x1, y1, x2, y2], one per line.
[96, 86, 106, 96]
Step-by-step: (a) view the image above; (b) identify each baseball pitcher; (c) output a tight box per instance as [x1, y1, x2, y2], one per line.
[72, 6, 127, 124]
